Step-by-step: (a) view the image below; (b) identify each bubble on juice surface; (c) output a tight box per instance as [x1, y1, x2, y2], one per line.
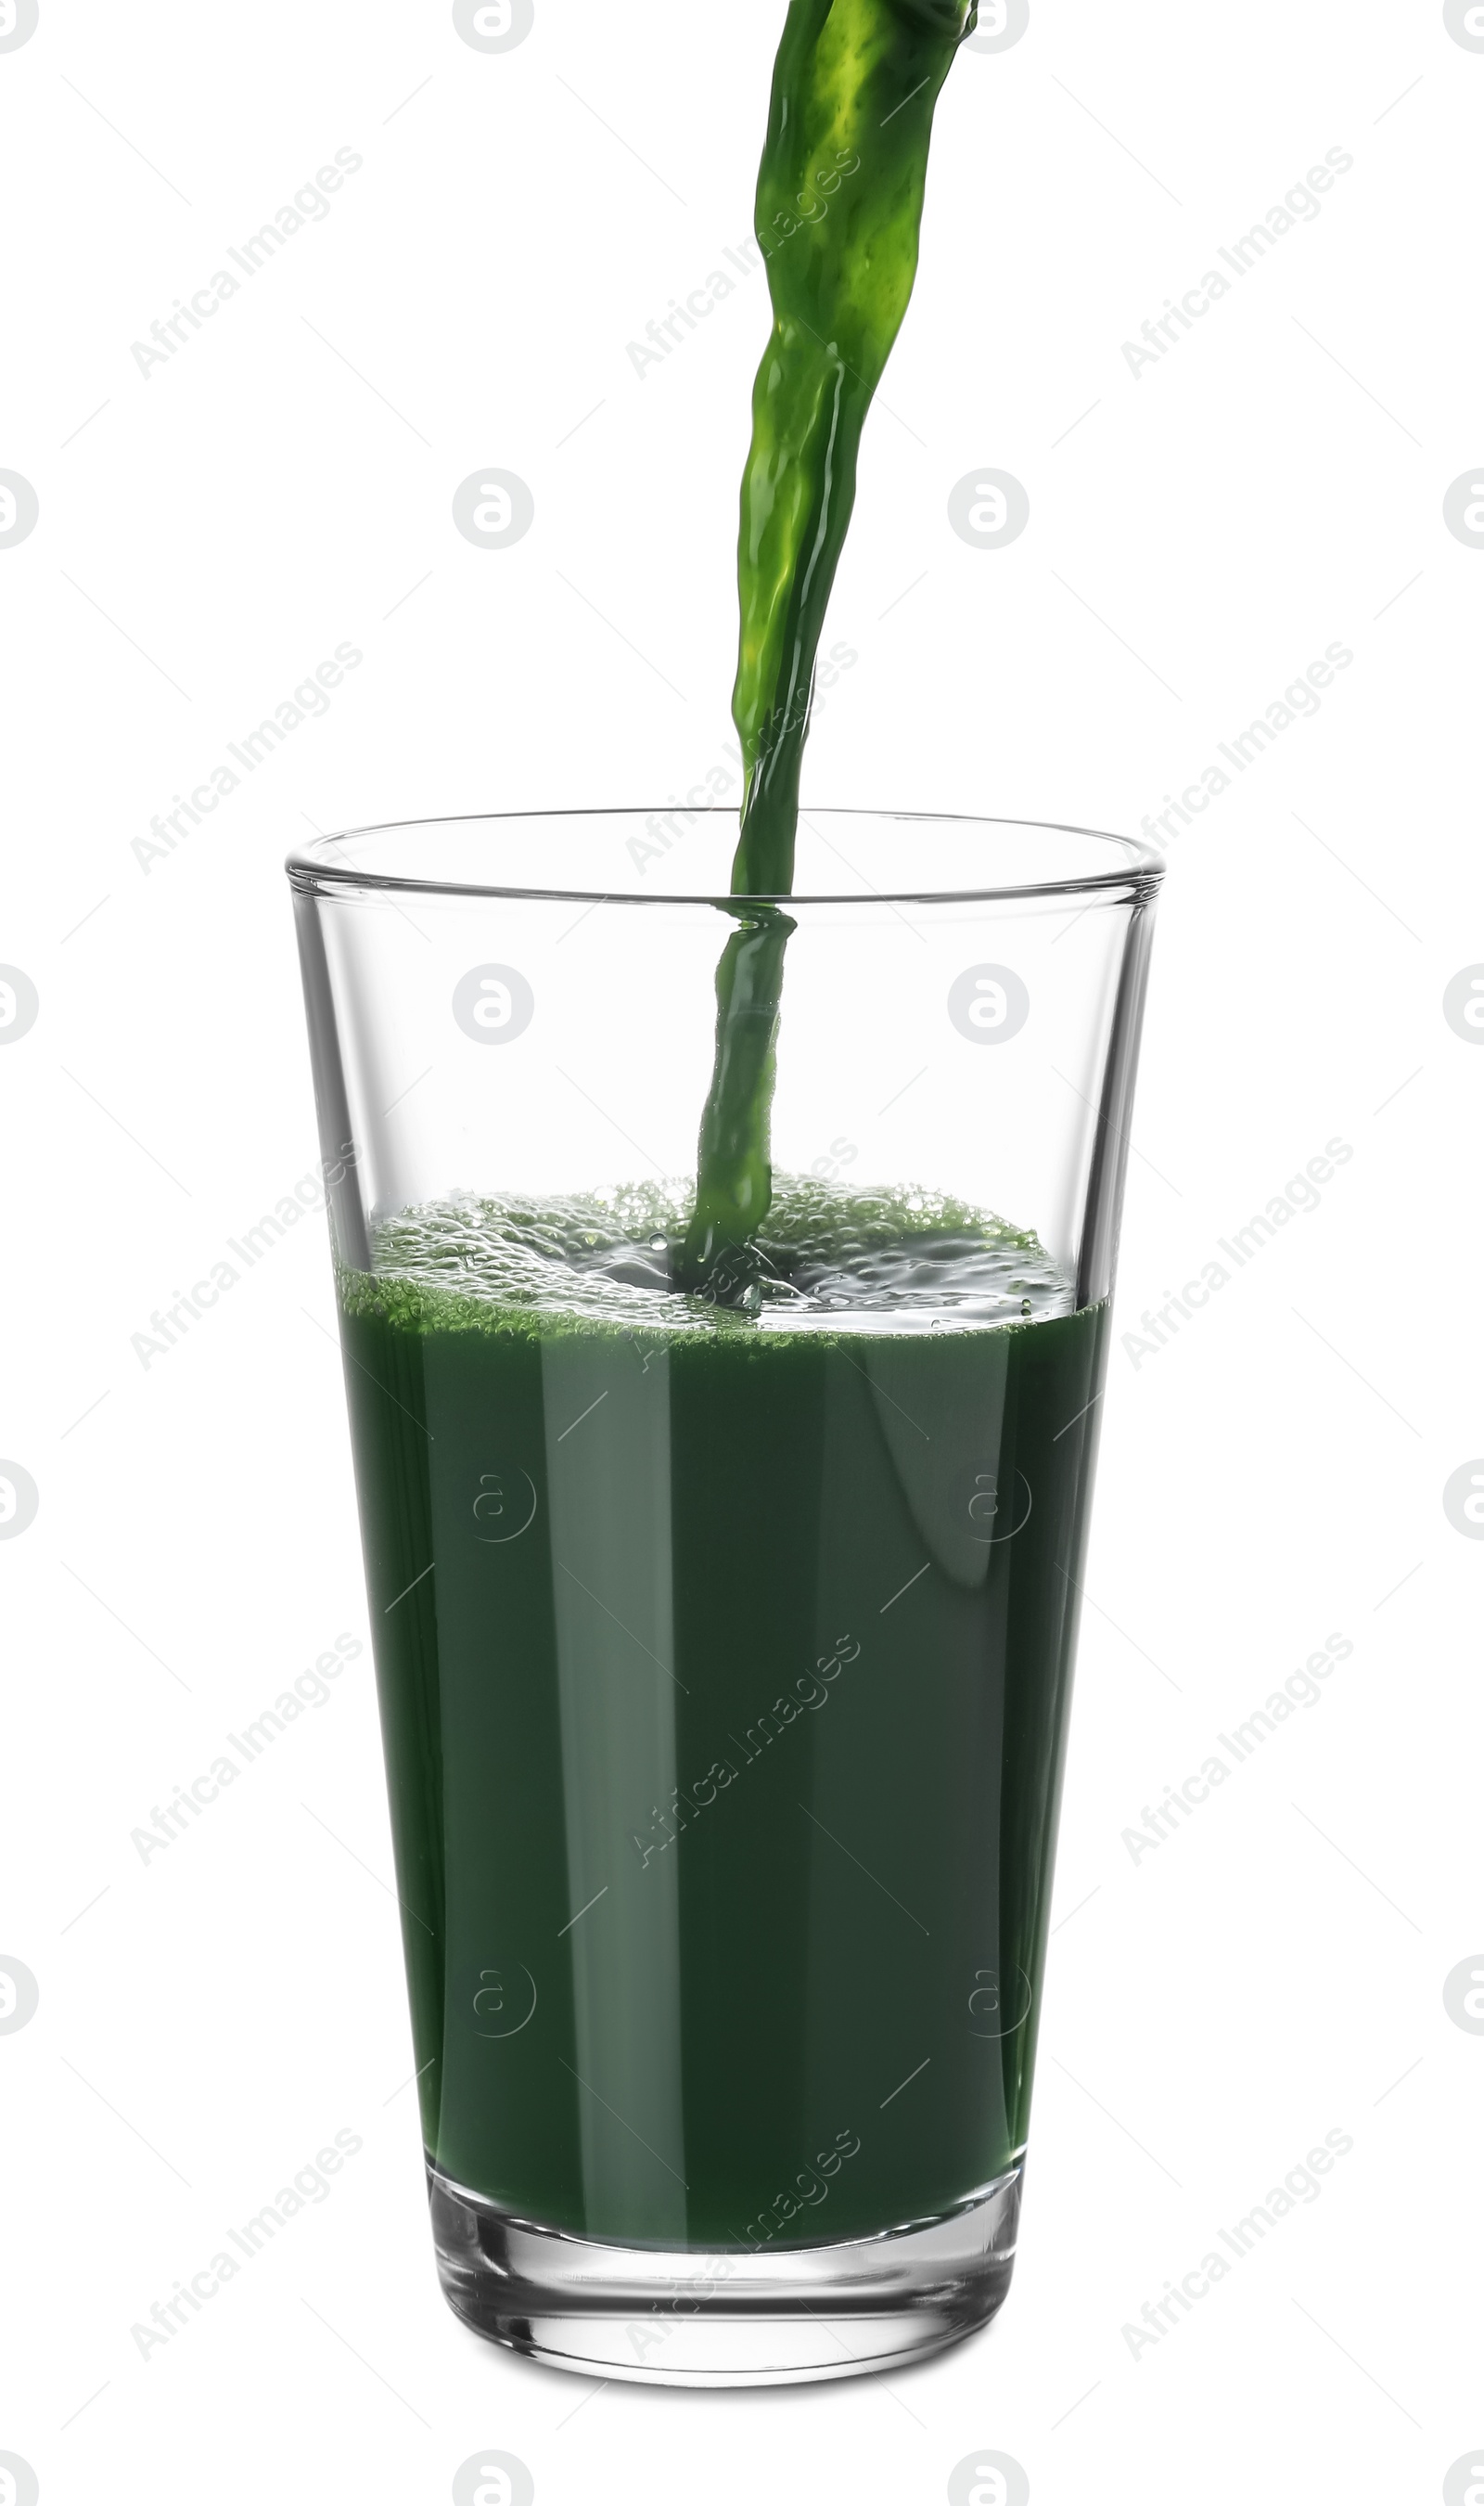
[348, 1174, 1076, 1340]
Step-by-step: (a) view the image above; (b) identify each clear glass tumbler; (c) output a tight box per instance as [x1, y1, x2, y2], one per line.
[287, 810, 1163, 2385]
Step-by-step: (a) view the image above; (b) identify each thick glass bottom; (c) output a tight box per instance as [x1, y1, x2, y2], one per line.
[427, 2161, 1022, 2384]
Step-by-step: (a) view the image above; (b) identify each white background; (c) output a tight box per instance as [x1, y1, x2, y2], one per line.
[2, 2, 1480, 2500]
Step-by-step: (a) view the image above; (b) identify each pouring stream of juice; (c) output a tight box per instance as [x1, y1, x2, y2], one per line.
[679, 0, 976, 1293]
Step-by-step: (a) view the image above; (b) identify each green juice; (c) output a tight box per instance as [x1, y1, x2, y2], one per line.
[339, 1184, 1105, 2248]
[684, 0, 977, 1287]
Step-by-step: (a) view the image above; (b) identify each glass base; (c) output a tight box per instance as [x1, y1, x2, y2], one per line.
[427, 2161, 1022, 2385]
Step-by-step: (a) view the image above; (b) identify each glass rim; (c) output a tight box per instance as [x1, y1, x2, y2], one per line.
[284, 808, 1167, 908]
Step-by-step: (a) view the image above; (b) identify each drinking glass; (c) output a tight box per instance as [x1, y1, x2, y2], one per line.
[287, 810, 1162, 2384]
